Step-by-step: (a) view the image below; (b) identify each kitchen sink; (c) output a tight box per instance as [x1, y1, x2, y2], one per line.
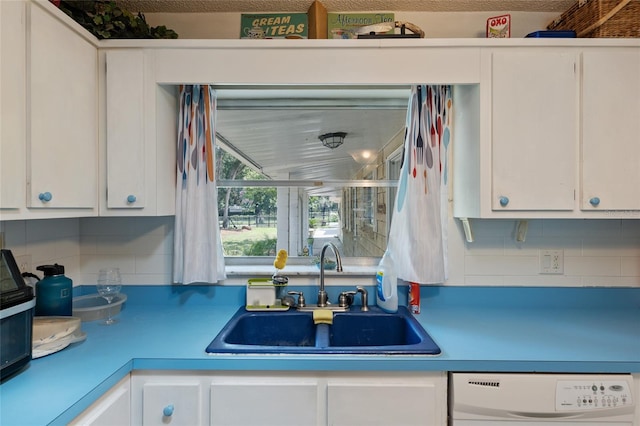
[206, 306, 441, 355]
[329, 313, 423, 347]
[223, 310, 316, 347]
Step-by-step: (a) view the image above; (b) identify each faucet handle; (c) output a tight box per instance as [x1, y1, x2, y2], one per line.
[338, 291, 356, 308]
[287, 291, 306, 308]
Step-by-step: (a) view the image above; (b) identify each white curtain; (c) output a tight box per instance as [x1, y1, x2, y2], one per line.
[173, 85, 226, 284]
[386, 85, 452, 284]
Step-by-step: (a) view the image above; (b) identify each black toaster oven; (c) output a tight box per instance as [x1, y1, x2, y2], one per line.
[1, 249, 35, 381]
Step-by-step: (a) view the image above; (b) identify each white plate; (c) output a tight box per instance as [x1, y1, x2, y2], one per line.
[32, 339, 71, 359]
[32, 329, 87, 359]
[68, 330, 87, 344]
[33, 316, 81, 345]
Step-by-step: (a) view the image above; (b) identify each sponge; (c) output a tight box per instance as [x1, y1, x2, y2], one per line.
[273, 249, 288, 270]
[313, 309, 333, 325]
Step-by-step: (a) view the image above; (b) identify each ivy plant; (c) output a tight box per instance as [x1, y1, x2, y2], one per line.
[52, 0, 178, 39]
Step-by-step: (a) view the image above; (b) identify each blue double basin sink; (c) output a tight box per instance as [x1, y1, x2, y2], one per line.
[206, 306, 441, 355]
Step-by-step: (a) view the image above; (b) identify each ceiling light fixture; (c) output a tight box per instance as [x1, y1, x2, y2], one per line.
[349, 149, 378, 165]
[319, 132, 347, 149]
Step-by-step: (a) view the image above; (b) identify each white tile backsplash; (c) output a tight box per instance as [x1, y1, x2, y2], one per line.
[1, 215, 639, 287]
[458, 218, 639, 287]
[79, 216, 174, 284]
[564, 256, 621, 276]
[1, 219, 81, 280]
[622, 219, 640, 236]
[621, 256, 640, 277]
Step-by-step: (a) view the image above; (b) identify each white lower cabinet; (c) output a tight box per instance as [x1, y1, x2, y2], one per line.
[210, 374, 320, 426]
[70, 375, 131, 426]
[131, 372, 205, 426]
[131, 370, 447, 426]
[327, 374, 447, 426]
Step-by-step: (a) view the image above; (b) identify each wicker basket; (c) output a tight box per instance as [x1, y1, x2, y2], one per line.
[547, 0, 640, 37]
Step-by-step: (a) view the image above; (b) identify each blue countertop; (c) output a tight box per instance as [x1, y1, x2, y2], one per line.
[2, 285, 639, 425]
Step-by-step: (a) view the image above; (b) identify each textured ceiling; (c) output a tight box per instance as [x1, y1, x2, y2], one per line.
[116, 0, 575, 13]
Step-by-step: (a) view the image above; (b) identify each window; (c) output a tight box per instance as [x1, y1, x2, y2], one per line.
[363, 170, 376, 231]
[215, 86, 408, 259]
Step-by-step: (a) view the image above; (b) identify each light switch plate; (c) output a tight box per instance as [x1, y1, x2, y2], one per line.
[539, 249, 564, 274]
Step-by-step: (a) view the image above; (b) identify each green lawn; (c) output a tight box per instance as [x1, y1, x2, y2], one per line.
[221, 227, 277, 256]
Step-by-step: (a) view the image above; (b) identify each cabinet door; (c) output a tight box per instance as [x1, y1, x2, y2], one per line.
[69, 375, 130, 426]
[28, 4, 97, 209]
[327, 373, 447, 426]
[141, 383, 201, 426]
[582, 49, 640, 211]
[491, 50, 577, 211]
[106, 50, 145, 209]
[0, 0, 26, 210]
[210, 378, 319, 426]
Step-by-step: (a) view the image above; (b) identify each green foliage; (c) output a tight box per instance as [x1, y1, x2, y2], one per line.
[216, 148, 276, 228]
[221, 227, 277, 256]
[243, 185, 276, 216]
[56, 0, 178, 39]
[244, 236, 277, 256]
[309, 196, 338, 216]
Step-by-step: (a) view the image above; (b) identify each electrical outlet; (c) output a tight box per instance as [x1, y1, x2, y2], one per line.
[539, 249, 564, 274]
[15, 254, 32, 274]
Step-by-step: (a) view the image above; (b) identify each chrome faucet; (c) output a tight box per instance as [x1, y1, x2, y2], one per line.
[318, 242, 343, 307]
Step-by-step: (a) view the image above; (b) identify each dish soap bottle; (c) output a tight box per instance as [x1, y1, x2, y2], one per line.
[376, 250, 398, 312]
[35, 264, 72, 316]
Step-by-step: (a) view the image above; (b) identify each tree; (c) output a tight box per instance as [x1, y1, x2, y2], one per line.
[216, 148, 276, 228]
[216, 148, 246, 229]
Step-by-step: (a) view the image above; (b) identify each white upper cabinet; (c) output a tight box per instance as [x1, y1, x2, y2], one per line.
[3, 10, 639, 223]
[28, 3, 97, 210]
[581, 49, 640, 212]
[105, 49, 146, 210]
[0, 1, 26, 211]
[454, 45, 640, 219]
[490, 49, 578, 212]
[102, 49, 176, 216]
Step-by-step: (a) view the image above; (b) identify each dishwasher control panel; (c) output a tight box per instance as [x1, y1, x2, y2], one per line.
[556, 379, 633, 411]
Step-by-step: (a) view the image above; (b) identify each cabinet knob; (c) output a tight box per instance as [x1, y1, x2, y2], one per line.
[163, 404, 174, 417]
[38, 192, 52, 202]
[499, 196, 509, 207]
[589, 197, 600, 207]
[126, 194, 137, 203]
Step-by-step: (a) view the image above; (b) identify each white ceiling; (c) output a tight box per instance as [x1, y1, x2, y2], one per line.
[117, 0, 575, 13]
[215, 88, 409, 183]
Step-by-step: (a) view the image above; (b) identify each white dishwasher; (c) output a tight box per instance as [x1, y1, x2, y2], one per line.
[450, 373, 636, 425]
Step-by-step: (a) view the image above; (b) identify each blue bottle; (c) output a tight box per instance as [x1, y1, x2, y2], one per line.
[35, 264, 72, 316]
